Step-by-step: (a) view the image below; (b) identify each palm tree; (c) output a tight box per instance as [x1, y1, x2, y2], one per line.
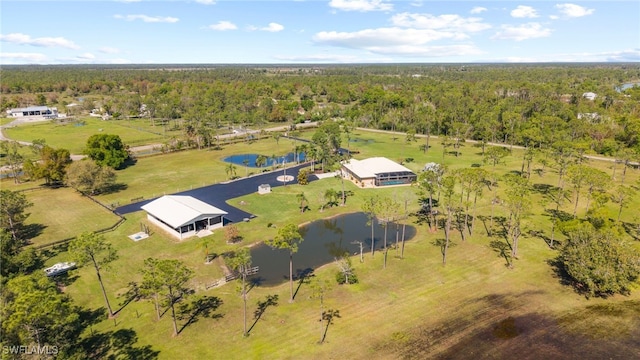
[243, 158, 250, 177]
[296, 192, 308, 213]
[255, 154, 267, 168]
[308, 145, 318, 172]
[266, 224, 304, 302]
[299, 144, 309, 163]
[227, 248, 252, 337]
[273, 133, 281, 149]
[226, 163, 237, 179]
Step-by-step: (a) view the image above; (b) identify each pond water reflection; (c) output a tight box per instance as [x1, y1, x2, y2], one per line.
[249, 212, 417, 286]
[223, 152, 305, 168]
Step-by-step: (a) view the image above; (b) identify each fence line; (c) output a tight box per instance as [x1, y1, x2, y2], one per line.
[34, 189, 127, 250]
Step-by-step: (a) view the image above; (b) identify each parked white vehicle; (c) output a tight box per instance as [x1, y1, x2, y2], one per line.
[44, 262, 77, 277]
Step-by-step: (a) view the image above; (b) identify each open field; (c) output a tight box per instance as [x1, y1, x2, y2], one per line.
[19, 187, 122, 247]
[2, 117, 182, 154]
[6, 128, 640, 359]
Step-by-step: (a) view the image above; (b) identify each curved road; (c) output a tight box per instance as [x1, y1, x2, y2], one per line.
[115, 163, 317, 223]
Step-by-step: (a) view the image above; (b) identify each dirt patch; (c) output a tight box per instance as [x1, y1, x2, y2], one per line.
[378, 293, 640, 359]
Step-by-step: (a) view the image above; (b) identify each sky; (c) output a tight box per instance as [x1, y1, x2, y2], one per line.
[1, 0, 638, 65]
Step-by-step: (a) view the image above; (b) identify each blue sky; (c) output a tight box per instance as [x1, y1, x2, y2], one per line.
[1, 0, 638, 64]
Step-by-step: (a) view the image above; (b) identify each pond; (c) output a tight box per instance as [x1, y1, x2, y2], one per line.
[248, 212, 417, 286]
[223, 152, 306, 168]
[616, 82, 640, 92]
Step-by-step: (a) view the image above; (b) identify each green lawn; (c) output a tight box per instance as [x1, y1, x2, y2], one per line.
[20, 186, 122, 247]
[14, 128, 640, 359]
[2, 117, 181, 154]
[0, 117, 17, 126]
[94, 136, 312, 207]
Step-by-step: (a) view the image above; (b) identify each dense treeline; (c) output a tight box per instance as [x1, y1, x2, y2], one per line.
[1, 64, 639, 156]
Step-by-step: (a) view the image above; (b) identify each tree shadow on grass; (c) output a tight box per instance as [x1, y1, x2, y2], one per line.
[622, 221, 640, 241]
[527, 229, 552, 248]
[432, 238, 456, 265]
[546, 257, 573, 288]
[246, 276, 264, 293]
[39, 242, 71, 262]
[477, 215, 490, 237]
[544, 208, 573, 223]
[114, 282, 141, 316]
[489, 240, 512, 268]
[102, 182, 128, 195]
[76, 327, 159, 360]
[493, 216, 509, 241]
[52, 272, 80, 287]
[177, 295, 224, 334]
[248, 294, 279, 335]
[320, 309, 341, 344]
[22, 223, 46, 240]
[78, 307, 108, 330]
[70, 306, 159, 359]
[532, 183, 559, 198]
[293, 268, 314, 300]
[109, 328, 160, 360]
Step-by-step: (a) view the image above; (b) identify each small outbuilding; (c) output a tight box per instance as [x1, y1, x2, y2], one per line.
[341, 157, 416, 188]
[141, 195, 227, 240]
[258, 184, 271, 194]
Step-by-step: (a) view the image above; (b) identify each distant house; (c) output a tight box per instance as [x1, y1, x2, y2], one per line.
[341, 157, 416, 188]
[577, 112, 601, 123]
[582, 92, 597, 101]
[141, 195, 227, 240]
[7, 106, 58, 119]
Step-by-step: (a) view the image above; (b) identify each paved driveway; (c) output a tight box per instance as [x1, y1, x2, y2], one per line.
[115, 163, 318, 223]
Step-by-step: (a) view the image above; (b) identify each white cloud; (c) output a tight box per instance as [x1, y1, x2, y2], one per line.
[273, 54, 362, 63]
[249, 23, 284, 32]
[0, 33, 79, 49]
[470, 7, 487, 14]
[116, 0, 142, 2]
[208, 21, 237, 31]
[328, 0, 392, 12]
[367, 44, 483, 57]
[603, 48, 640, 62]
[195, 0, 216, 4]
[0, 52, 48, 63]
[511, 5, 539, 18]
[77, 53, 96, 60]
[114, 14, 179, 23]
[491, 23, 552, 41]
[312, 27, 483, 58]
[99, 46, 121, 54]
[390, 12, 491, 32]
[555, 3, 594, 18]
[314, 28, 467, 47]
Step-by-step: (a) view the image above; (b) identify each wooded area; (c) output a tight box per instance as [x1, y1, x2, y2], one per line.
[1, 64, 639, 158]
[1, 63, 639, 359]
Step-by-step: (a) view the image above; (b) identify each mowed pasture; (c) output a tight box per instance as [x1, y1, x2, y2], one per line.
[5, 129, 640, 359]
[19, 186, 121, 247]
[2, 117, 181, 154]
